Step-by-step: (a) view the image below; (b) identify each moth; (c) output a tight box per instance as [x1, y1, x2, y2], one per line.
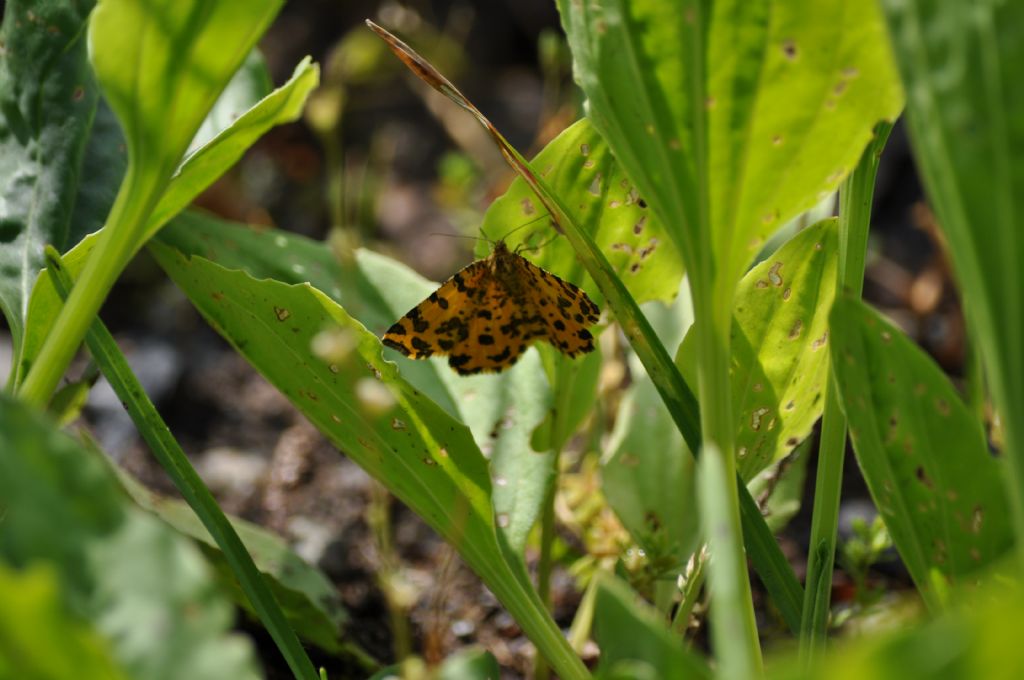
[382, 241, 600, 374]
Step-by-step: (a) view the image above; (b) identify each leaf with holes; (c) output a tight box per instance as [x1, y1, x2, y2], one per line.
[157, 211, 556, 553]
[678, 219, 839, 479]
[558, 0, 903, 291]
[479, 118, 683, 304]
[147, 239, 586, 678]
[830, 297, 1014, 608]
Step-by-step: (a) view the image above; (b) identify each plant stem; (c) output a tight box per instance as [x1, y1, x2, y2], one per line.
[368, 482, 413, 665]
[534, 356, 575, 680]
[695, 297, 763, 680]
[799, 121, 893, 664]
[533, 476, 556, 680]
[20, 171, 158, 407]
[670, 546, 707, 638]
[43, 248, 323, 680]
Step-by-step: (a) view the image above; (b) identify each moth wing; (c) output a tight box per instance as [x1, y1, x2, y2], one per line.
[517, 256, 600, 358]
[444, 274, 542, 375]
[382, 260, 489, 359]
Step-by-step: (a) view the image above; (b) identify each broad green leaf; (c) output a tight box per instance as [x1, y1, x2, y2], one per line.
[16, 0, 286, 404]
[148, 239, 498, 576]
[558, 0, 903, 289]
[88, 0, 280, 185]
[0, 394, 260, 680]
[705, 2, 903, 281]
[0, 0, 97, 354]
[15, 57, 317, 388]
[0, 563, 129, 680]
[830, 297, 1014, 608]
[480, 118, 684, 304]
[189, 50, 273, 155]
[881, 0, 1024, 540]
[678, 219, 839, 479]
[147, 241, 586, 678]
[592, 574, 711, 680]
[156, 211, 556, 552]
[110, 459, 351, 655]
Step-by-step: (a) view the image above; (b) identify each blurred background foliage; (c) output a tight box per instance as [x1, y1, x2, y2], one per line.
[0, 0, 976, 677]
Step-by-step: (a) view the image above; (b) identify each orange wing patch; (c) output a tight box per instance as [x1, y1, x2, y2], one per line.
[382, 241, 600, 375]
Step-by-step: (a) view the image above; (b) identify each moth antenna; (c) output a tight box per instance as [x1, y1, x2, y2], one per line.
[428, 231, 491, 242]
[516, 231, 560, 254]
[496, 214, 556, 246]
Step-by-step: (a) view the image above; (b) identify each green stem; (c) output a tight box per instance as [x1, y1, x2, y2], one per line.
[534, 357, 575, 680]
[799, 121, 893, 663]
[19, 171, 159, 407]
[481, 556, 589, 680]
[695, 298, 763, 680]
[368, 482, 412, 664]
[533, 478, 556, 680]
[43, 248, 324, 680]
[670, 546, 707, 638]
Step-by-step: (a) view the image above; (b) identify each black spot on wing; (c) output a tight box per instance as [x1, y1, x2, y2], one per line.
[411, 337, 434, 356]
[383, 338, 411, 356]
[487, 346, 512, 363]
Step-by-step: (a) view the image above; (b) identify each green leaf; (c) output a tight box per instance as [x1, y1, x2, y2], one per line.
[772, 565, 1024, 680]
[15, 57, 318, 389]
[17, 0, 287, 405]
[88, 0, 279, 184]
[189, 49, 273, 154]
[110, 460, 351, 656]
[0, 394, 260, 680]
[0, 0, 98, 354]
[157, 211, 557, 553]
[148, 238, 498, 585]
[592, 574, 711, 680]
[531, 343, 602, 453]
[881, 0, 1024, 545]
[829, 297, 1014, 608]
[436, 647, 502, 680]
[67, 46, 274, 250]
[480, 118, 684, 304]
[0, 563, 129, 680]
[678, 219, 839, 479]
[558, 0, 903, 288]
[147, 240, 587, 679]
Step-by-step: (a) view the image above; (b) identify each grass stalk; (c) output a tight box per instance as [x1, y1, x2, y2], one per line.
[799, 122, 893, 663]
